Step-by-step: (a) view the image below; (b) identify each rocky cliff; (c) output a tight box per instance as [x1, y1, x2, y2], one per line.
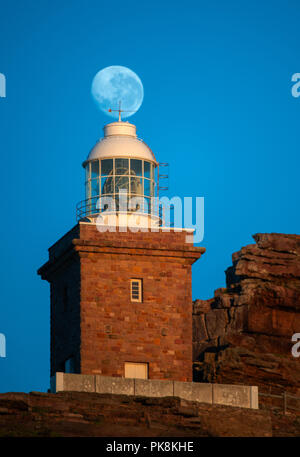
[0, 391, 275, 437]
[1, 390, 300, 437]
[193, 233, 300, 398]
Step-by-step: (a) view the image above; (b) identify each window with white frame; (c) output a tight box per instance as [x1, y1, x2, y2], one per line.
[130, 279, 142, 302]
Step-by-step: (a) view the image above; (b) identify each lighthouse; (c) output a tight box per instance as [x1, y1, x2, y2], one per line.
[38, 116, 205, 384]
[76, 119, 160, 229]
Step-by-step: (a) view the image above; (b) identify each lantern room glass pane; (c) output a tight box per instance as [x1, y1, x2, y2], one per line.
[85, 164, 90, 181]
[128, 196, 146, 213]
[91, 179, 99, 197]
[115, 193, 129, 212]
[115, 176, 129, 194]
[90, 199, 97, 211]
[115, 158, 129, 175]
[131, 159, 142, 177]
[144, 197, 150, 214]
[85, 181, 90, 199]
[101, 176, 114, 195]
[144, 161, 151, 179]
[144, 179, 150, 196]
[101, 159, 113, 176]
[151, 181, 155, 197]
[130, 177, 143, 195]
[91, 160, 99, 179]
[100, 196, 116, 212]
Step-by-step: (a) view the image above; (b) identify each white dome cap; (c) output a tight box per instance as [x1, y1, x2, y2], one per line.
[83, 121, 157, 167]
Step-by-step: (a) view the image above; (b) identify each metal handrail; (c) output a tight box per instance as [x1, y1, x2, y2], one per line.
[259, 391, 300, 414]
[76, 195, 160, 221]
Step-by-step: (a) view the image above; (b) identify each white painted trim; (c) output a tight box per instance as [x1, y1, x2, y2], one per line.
[78, 220, 195, 233]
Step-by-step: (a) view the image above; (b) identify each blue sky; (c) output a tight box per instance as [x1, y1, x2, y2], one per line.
[0, 0, 299, 392]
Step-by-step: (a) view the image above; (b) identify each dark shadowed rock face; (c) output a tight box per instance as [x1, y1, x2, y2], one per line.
[0, 391, 273, 437]
[193, 233, 300, 397]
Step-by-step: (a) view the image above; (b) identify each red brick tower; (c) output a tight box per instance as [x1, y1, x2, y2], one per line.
[38, 119, 205, 383]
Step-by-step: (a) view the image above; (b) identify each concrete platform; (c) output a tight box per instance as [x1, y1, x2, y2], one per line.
[50, 373, 259, 409]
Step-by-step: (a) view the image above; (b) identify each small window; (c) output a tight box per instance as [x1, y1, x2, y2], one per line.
[125, 362, 148, 379]
[64, 357, 75, 373]
[130, 279, 142, 302]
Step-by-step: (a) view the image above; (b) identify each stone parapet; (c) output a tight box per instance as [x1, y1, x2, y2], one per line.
[51, 373, 259, 410]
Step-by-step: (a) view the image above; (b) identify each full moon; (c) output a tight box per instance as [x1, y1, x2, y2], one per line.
[91, 66, 144, 119]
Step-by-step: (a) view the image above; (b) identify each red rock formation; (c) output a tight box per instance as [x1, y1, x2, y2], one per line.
[1, 391, 299, 437]
[0, 391, 273, 437]
[193, 233, 300, 398]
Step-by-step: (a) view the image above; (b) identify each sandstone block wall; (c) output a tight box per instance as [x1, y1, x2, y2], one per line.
[39, 223, 204, 382]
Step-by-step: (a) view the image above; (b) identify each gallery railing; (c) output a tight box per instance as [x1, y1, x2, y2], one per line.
[76, 195, 161, 222]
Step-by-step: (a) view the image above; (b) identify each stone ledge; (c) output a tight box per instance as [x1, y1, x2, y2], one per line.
[51, 373, 259, 409]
